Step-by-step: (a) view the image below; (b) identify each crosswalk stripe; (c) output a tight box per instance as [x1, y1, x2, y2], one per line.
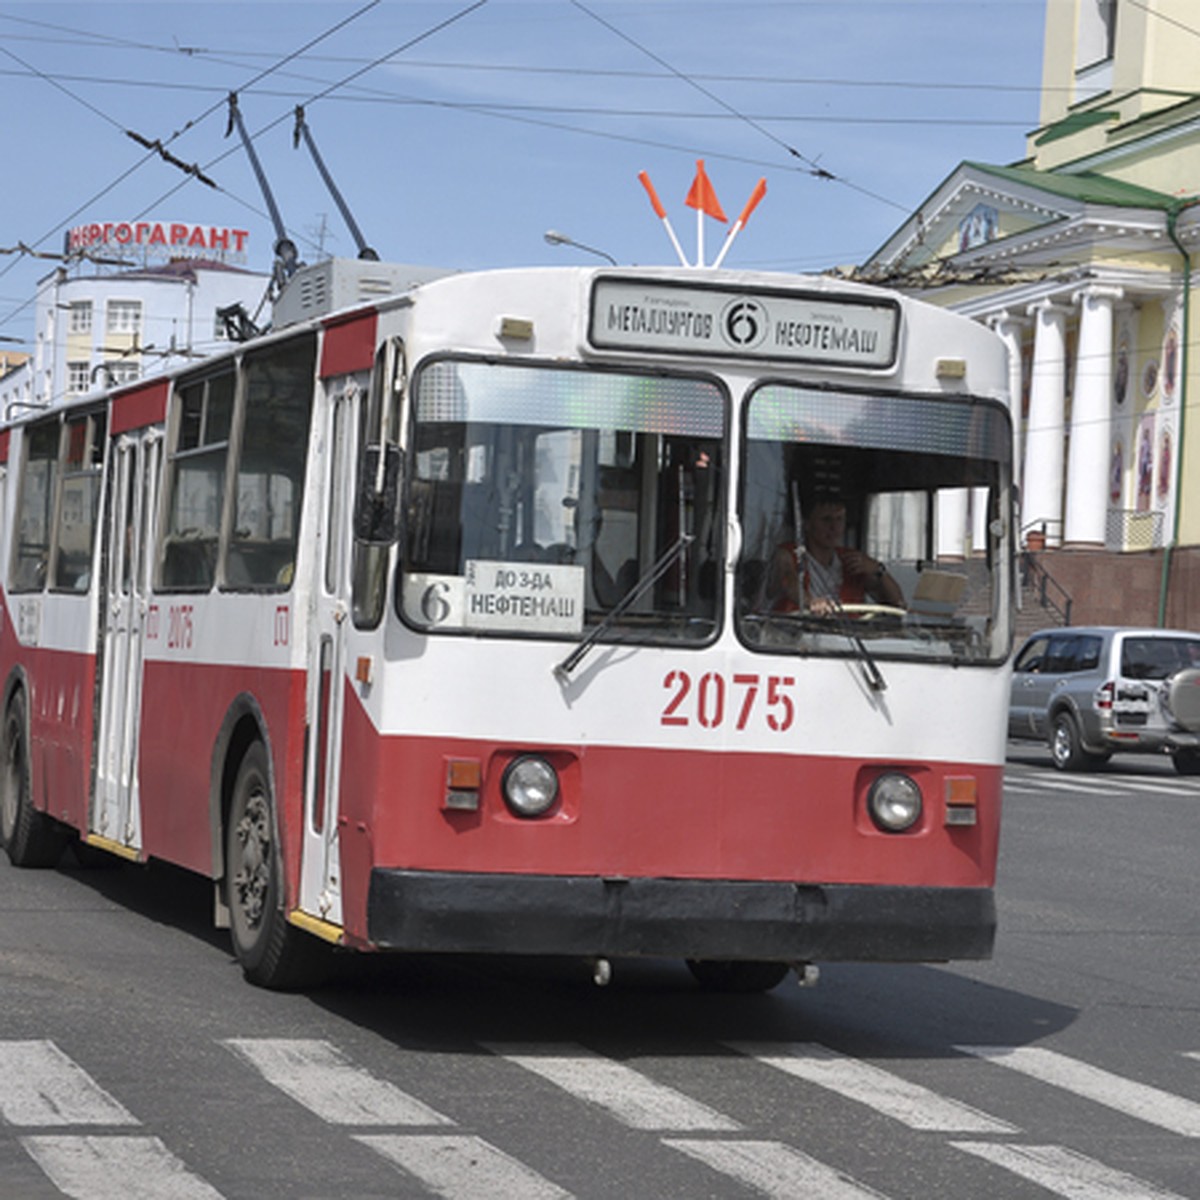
[22, 1135, 224, 1200]
[1005, 773, 1192, 798]
[0, 1041, 139, 1127]
[728, 1042, 1015, 1133]
[952, 1141, 1189, 1200]
[223, 1038, 452, 1127]
[957, 1046, 1200, 1137]
[357, 1134, 571, 1200]
[483, 1044, 741, 1131]
[664, 1138, 890, 1200]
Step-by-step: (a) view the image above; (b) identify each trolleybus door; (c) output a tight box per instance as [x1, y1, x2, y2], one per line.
[93, 430, 161, 852]
[298, 380, 360, 927]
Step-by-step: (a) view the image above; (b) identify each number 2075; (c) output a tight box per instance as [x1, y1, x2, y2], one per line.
[661, 671, 795, 732]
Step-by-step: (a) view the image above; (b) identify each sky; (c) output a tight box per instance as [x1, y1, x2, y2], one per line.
[0, 0, 1049, 347]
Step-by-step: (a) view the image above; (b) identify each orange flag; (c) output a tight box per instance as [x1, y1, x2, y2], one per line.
[685, 160, 726, 222]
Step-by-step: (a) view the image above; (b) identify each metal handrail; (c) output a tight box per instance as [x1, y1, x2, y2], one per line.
[1020, 548, 1073, 625]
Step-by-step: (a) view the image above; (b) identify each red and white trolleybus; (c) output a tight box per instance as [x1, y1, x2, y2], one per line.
[0, 262, 1014, 990]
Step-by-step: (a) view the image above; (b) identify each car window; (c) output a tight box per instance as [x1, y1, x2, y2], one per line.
[1014, 636, 1049, 673]
[1044, 634, 1081, 673]
[1076, 635, 1102, 672]
[1122, 636, 1200, 680]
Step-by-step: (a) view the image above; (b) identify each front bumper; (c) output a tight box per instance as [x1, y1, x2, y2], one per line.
[366, 870, 996, 962]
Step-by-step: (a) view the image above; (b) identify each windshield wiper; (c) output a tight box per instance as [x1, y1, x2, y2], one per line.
[824, 601, 888, 693]
[554, 533, 694, 682]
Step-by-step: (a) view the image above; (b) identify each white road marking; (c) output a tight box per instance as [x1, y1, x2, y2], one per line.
[223, 1038, 452, 1127]
[728, 1042, 1015, 1133]
[0, 1040, 139, 1127]
[357, 1134, 571, 1200]
[483, 1043, 741, 1131]
[1005, 773, 1193, 798]
[664, 1138, 890, 1200]
[22, 1135, 224, 1200]
[952, 1141, 1189, 1200]
[957, 1046, 1200, 1137]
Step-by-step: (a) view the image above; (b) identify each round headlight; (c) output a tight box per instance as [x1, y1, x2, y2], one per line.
[502, 755, 559, 817]
[867, 773, 922, 832]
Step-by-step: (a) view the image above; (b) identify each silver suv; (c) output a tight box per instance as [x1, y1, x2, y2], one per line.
[1009, 626, 1200, 773]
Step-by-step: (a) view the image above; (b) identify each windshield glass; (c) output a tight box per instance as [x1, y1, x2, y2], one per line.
[737, 384, 1012, 663]
[400, 359, 724, 643]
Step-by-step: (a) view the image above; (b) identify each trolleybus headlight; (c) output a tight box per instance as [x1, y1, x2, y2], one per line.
[502, 755, 559, 817]
[867, 773, 922, 832]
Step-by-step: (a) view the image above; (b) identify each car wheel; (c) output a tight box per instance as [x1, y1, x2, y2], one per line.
[226, 742, 330, 990]
[1171, 750, 1200, 776]
[0, 692, 68, 868]
[1049, 712, 1086, 772]
[685, 959, 790, 993]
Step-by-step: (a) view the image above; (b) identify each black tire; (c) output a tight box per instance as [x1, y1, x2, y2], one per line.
[1172, 750, 1200, 776]
[1049, 711, 1087, 772]
[0, 692, 67, 868]
[685, 959, 790, 993]
[225, 742, 329, 990]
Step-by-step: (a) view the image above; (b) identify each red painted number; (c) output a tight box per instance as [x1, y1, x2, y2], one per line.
[167, 603, 194, 650]
[660, 671, 794, 732]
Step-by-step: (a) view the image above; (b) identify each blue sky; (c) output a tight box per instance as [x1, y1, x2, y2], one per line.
[0, 1, 1048, 345]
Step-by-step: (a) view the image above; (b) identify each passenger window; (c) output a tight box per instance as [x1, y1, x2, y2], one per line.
[160, 371, 234, 590]
[52, 412, 106, 591]
[1075, 635, 1101, 672]
[1043, 635, 1078, 674]
[9, 419, 60, 593]
[225, 336, 316, 590]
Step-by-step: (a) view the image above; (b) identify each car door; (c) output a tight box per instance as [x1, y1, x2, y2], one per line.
[1010, 634, 1050, 736]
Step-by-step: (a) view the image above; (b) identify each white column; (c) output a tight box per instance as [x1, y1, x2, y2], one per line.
[1064, 285, 1122, 546]
[1022, 300, 1071, 546]
[990, 311, 1028, 496]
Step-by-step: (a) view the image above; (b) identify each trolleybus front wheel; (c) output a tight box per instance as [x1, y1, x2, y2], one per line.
[226, 741, 329, 990]
[685, 959, 790, 993]
[1, 692, 68, 868]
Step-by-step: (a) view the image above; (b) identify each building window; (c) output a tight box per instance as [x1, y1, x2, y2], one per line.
[69, 301, 93, 334]
[1077, 0, 1117, 72]
[106, 300, 142, 336]
[103, 360, 140, 388]
[67, 361, 90, 395]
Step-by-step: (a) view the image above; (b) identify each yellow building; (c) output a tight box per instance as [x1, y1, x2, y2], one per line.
[864, 0, 1200, 627]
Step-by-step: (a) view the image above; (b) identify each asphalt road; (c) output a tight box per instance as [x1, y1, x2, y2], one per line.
[1, 751, 1197, 1199]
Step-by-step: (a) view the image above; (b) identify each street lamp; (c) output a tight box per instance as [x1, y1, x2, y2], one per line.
[544, 229, 617, 266]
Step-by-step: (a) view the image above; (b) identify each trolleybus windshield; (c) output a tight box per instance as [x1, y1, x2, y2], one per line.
[399, 358, 725, 643]
[737, 384, 1011, 664]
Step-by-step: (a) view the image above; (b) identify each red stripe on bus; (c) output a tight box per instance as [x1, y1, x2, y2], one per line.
[111, 379, 168, 435]
[320, 310, 378, 377]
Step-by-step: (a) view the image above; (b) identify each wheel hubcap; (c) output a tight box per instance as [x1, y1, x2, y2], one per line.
[232, 790, 271, 929]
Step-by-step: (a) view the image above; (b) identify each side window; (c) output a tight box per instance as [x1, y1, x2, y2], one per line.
[159, 370, 234, 590]
[1075, 635, 1102, 672]
[9, 419, 60, 593]
[225, 336, 316, 590]
[1043, 635, 1079, 674]
[1014, 636, 1049, 673]
[353, 338, 402, 628]
[52, 411, 106, 591]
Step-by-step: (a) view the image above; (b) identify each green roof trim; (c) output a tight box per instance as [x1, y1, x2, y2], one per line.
[1034, 109, 1120, 146]
[964, 161, 1185, 211]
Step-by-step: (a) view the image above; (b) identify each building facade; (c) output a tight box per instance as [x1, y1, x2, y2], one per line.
[864, 0, 1200, 627]
[2, 223, 268, 423]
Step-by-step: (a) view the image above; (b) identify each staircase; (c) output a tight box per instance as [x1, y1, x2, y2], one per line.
[1016, 549, 1073, 639]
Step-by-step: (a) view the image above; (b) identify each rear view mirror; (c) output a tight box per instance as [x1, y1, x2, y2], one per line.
[354, 444, 402, 544]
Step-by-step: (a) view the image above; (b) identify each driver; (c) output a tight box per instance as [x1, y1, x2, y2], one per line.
[767, 494, 904, 615]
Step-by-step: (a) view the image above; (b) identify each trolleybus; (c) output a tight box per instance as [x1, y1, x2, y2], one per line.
[0, 262, 1014, 990]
